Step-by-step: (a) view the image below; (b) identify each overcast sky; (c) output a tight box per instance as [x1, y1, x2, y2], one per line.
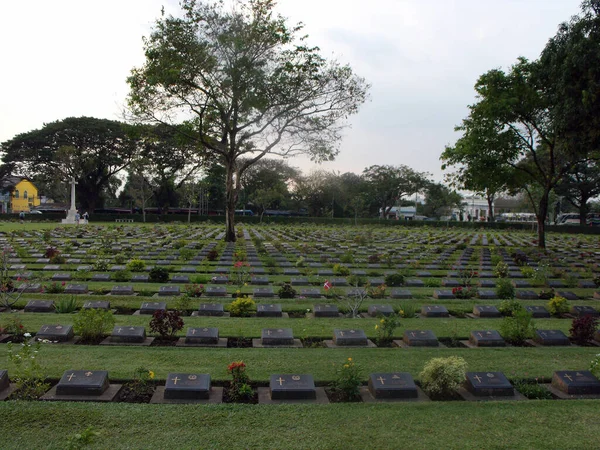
[0, 0, 584, 182]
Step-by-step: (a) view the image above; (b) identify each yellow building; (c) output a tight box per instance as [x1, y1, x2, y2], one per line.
[0, 176, 41, 213]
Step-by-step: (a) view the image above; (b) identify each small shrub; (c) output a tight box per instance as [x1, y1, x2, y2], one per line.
[495, 279, 515, 300]
[375, 314, 400, 346]
[500, 310, 536, 345]
[569, 315, 599, 345]
[520, 266, 535, 279]
[498, 299, 524, 317]
[511, 251, 528, 266]
[494, 261, 509, 278]
[538, 288, 555, 300]
[295, 256, 306, 268]
[114, 253, 126, 264]
[420, 356, 467, 400]
[179, 248, 194, 261]
[332, 264, 350, 276]
[44, 247, 60, 259]
[564, 274, 579, 288]
[126, 259, 146, 272]
[594, 275, 600, 288]
[173, 295, 192, 313]
[55, 296, 78, 313]
[149, 310, 184, 339]
[547, 295, 569, 317]
[278, 283, 297, 299]
[113, 270, 131, 282]
[424, 278, 441, 288]
[173, 239, 187, 249]
[347, 274, 366, 287]
[1, 316, 26, 339]
[44, 281, 65, 294]
[184, 283, 204, 298]
[149, 267, 170, 283]
[368, 254, 380, 264]
[73, 308, 115, 342]
[123, 367, 155, 400]
[331, 357, 362, 402]
[398, 303, 417, 318]
[7, 338, 49, 400]
[590, 353, 600, 378]
[457, 268, 477, 287]
[93, 259, 109, 271]
[50, 254, 66, 264]
[66, 426, 100, 450]
[206, 249, 219, 261]
[513, 379, 553, 400]
[452, 286, 475, 299]
[227, 361, 254, 402]
[229, 297, 255, 317]
[368, 283, 387, 299]
[384, 273, 404, 287]
[340, 253, 354, 264]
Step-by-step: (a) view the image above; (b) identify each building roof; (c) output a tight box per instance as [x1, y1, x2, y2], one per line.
[0, 176, 34, 193]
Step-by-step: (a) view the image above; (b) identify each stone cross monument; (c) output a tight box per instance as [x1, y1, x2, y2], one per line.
[61, 177, 78, 224]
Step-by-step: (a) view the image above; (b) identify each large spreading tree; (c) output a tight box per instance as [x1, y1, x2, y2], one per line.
[0, 117, 137, 211]
[127, 0, 369, 241]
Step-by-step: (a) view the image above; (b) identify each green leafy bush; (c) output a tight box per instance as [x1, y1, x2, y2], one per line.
[73, 308, 115, 342]
[384, 273, 404, 287]
[55, 296, 78, 313]
[494, 261, 509, 278]
[498, 299, 524, 316]
[331, 357, 362, 402]
[229, 297, 255, 317]
[500, 310, 536, 345]
[420, 356, 467, 399]
[149, 267, 170, 283]
[569, 315, 598, 345]
[112, 270, 131, 282]
[513, 380, 553, 400]
[590, 354, 600, 378]
[375, 314, 400, 346]
[548, 295, 569, 317]
[398, 303, 417, 318]
[495, 279, 515, 299]
[332, 264, 350, 276]
[278, 283, 297, 299]
[126, 259, 146, 272]
[227, 361, 254, 403]
[149, 310, 184, 339]
[44, 281, 65, 294]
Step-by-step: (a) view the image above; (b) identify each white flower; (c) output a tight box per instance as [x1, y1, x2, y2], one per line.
[23, 332, 31, 338]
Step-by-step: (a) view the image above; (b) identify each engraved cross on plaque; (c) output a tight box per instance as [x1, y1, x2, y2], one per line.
[277, 377, 285, 386]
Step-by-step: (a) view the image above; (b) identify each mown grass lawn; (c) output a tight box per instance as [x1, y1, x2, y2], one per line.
[0, 399, 598, 449]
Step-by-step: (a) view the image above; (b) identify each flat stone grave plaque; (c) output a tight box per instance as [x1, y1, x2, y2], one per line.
[473, 305, 501, 318]
[479, 280, 496, 288]
[368, 278, 385, 287]
[140, 302, 167, 314]
[257, 304, 282, 317]
[110, 265, 126, 272]
[253, 287, 275, 298]
[156, 260, 171, 266]
[433, 290, 455, 300]
[211, 275, 229, 284]
[25, 300, 54, 313]
[159, 286, 180, 297]
[512, 280, 531, 288]
[330, 278, 348, 287]
[469, 330, 505, 347]
[212, 267, 229, 274]
[19, 282, 43, 293]
[12, 271, 33, 280]
[313, 304, 339, 317]
[262, 328, 294, 345]
[291, 278, 309, 286]
[251, 276, 269, 285]
[390, 289, 412, 299]
[551, 371, 600, 395]
[477, 290, 497, 300]
[548, 280, 566, 288]
[111, 326, 146, 343]
[368, 373, 418, 399]
[351, 270, 367, 276]
[570, 305, 599, 317]
[205, 286, 227, 297]
[170, 275, 189, 284]
[405, 279, 425, 288]
[556, 291, 578, 301]
[179, 267, 197, 273]
[367, 305, 394, 317]
[333, 329, 368, 346]
[36, 325, 74, 342]
[111, 285, 134, 296]
[524, 305, 551, 318]
[420, 305, 449, 317]
[196, 303, 224, 316]
[516, 290, 538, 300]
[441, 279, 460, 288]
[464, 372, 513, 397]
[65, 284, 88, 294]
[317, 269, 334, 276]
[51, 273, 72, 282]
[534, 329, 570, 346]
[250, 267, 266, 275]
[300, 288, 321, 298]
[403, 330, 438, 347]
[416, 271, 432, 278]
[578, 280, 597, 289]
[270, 374, 316, 400]
[478, 272, 494, 278]
[164, 373, 211, 400]
[185, 327, 219, 345]
[0, 370, 9, 392]
[10, 264, 25, 271]
[132, 275, 149, 282]
[56, 370, 109, 396]
[82, 301, 110, 310]
[283, 269, 301, 276]
[91, 274, 111, 282]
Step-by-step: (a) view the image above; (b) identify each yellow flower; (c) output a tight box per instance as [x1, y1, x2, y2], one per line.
[375, 325, 379, 329]
[380, 319, 385, 324]
[343, 364, 349, 369]
[148, 370, 155, 379]
[348, 357, 352, 362]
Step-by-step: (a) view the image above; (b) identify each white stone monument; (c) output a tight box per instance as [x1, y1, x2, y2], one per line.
[61, 178, 79, 224]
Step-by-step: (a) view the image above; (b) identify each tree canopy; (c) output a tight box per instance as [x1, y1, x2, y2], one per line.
[127, 0, 369, 240]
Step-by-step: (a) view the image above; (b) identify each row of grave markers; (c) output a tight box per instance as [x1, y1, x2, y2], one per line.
[1, 368, 599, 403]
[15, 324, 600, 348]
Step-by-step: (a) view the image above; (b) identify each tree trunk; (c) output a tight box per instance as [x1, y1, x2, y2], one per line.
[579, 198, 589, 227]
[536, 190, 550, 249]
[225, 162, 237, 242]
[486, 193, 495, 222]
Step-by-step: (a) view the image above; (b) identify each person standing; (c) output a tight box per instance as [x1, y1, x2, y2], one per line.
[19, 211, 25, 224]
[82, 211, 89, 224]
[75, 211, 80, 225]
